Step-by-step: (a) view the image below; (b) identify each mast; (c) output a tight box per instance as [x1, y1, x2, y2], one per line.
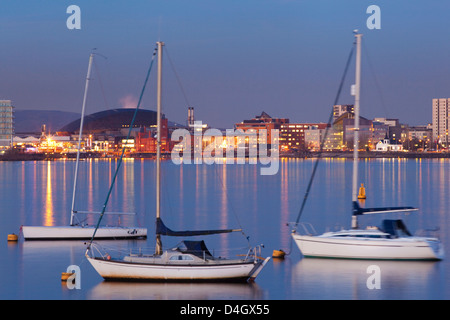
[70, 53, 94, 226]
[351, 31, 362, 229]
[155, 41, 164, 255]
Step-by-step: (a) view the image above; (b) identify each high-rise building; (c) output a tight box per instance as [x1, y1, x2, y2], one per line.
[432, 98, 450, 147]
[187, 107, 195, 126]
[333, 104, 354, 123]
[0, 100, 14, 148]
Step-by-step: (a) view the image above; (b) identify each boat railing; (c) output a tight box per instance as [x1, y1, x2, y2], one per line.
[86, 242, 108, 259]
[234, 245, 265, 262]
[86, 242, 140, 260]
[295, 222, 318, 236]
[415, 227, 441, 239]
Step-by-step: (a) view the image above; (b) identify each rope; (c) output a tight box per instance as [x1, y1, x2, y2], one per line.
[165, 46, 191, 108]
[165, 46, 249, 247]
[92, 53, 110, 111]
[362, 40, 390, 119]
[286, 42, 356, 257]
[87, 45, 158, 248]
[213, 163, 251, 247]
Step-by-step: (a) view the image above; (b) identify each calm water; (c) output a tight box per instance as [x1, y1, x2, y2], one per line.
[1, 157, 450, 300]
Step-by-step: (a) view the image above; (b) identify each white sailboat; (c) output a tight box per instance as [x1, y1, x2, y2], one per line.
[86, 42, 270, 282]
[292, 32, 444, 261]
[22, 53, 147, 240]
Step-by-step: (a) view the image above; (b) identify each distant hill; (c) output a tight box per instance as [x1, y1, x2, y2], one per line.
[14, 109, 80, 134]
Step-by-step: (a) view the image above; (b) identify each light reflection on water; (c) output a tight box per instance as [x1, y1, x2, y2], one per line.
[88, 282, 265, 300]
[1, 158, 450, 299]
[290, 258, 445, 300]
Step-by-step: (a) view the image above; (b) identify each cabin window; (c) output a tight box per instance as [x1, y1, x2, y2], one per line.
[170, 255, 194, 261]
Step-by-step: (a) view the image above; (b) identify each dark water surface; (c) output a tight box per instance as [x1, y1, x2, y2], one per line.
[1, 158, 449, 300]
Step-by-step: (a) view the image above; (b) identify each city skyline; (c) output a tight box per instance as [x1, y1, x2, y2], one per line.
[1, 1, 450, 129]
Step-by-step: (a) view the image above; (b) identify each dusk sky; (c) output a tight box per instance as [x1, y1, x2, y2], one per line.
[1, 0, 450, 128]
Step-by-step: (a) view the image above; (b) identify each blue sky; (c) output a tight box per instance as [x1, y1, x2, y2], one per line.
[1, 0, 450, 128]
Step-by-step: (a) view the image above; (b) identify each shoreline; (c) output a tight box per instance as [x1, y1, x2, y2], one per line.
[1, 151, 450, 161]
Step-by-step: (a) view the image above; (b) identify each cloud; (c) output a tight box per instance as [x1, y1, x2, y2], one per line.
[119, 94, 138, 109]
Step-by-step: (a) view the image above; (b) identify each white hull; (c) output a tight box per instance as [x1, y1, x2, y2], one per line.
[22, 225, 147, 240]
[292, 233, 444, 260]
[86, 255, 269, 282]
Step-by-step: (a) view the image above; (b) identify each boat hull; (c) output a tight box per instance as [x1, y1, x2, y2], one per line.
[86, 256, 269, 282]
[292, 233, 444, 260]
[22, 226, 147, 240]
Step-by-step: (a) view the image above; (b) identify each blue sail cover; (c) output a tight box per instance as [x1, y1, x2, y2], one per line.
[156, 218, 241, 237]
[352, 201, 417, 216]
[175, 240, 213, 258]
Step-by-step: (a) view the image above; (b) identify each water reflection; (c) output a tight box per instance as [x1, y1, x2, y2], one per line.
[88, 282, 265, 300]
[291, 258, 442, 300]
[280, 159, 289, 250]
[44, 161, 54, 226]
[3, 158, 450, 299]
[219, 164, 229, 251]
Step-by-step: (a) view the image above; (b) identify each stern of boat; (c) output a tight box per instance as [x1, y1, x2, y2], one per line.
[427, 238, 445, 260]
[248, 257, 271, 282]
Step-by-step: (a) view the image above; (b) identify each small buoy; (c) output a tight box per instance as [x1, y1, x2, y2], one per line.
[358, 183, 366, 200]
[7, 234, 18, 242]
[61, 272, 74, 282]
[272, 249, 286, 259]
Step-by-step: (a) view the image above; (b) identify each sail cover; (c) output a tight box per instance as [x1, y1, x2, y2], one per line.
[381, 219, 412, 237]
[352, 201, 418, 216]
[156, 218, 241, 237]
[175, 240, 213, 258]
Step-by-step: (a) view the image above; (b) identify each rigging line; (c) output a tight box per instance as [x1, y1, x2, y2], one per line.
[156, 48, 177, 230]
[362, 40, 390, 119]
[164, 46, 191, 107]
[292, 43, 355, 231]
[212, 162, 251, 246]
[87, 45, 158, 248]
[92, 55, 110, 111]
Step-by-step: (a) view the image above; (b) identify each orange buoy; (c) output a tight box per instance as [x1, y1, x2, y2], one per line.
[7, 234, 18, 242]
[272, 249, 286, 259]
[357, 183, 366, 199]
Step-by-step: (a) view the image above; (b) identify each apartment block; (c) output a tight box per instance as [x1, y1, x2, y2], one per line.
[0, 100, 14, 148]
[432, 98, 450, 147]
[333, 104, 354, 123]
[280, 123, 328, 150]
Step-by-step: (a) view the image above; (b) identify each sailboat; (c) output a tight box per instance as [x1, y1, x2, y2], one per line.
[21, 53, 147, 240]
[291, 31, 444, 260]
[85, 42, 270, 282]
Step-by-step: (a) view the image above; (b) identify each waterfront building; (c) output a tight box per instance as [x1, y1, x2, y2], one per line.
[334, 112, 373, 150]
[373, 117, 403, 145]
[408, 125, 432, 141]
[38, 135, 71, 153]
[135, 118, 169, 153]
[0, 100, 14, 148]
[280, 123, 328, 151]
[432, 98, 450, 147]
[372, 121, 389, 146]
[235, 111, 288, 145]
[303, 126, 343, 151]
[375, 135, 403, 152]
